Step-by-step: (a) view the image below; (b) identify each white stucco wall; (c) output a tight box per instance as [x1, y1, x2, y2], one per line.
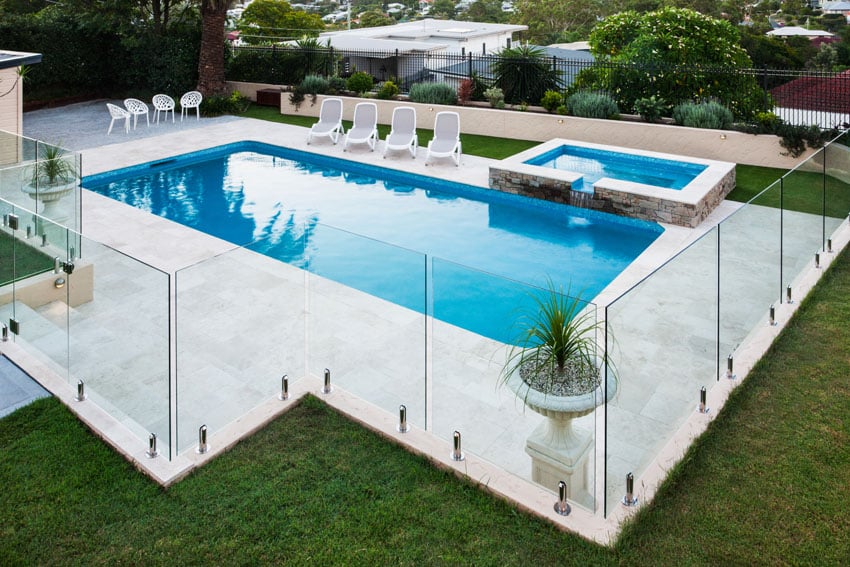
[228, 81, 810, 169]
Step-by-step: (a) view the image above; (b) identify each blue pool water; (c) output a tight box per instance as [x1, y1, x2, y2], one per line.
[84, 141, 663, 343]
[525, 145, 707, 190]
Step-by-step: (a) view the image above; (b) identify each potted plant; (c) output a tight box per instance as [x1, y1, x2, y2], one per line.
[23, 143, 77, 219]
[500, 281, 616, 502]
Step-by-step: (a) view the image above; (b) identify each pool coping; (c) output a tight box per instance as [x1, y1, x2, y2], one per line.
[491, 139, 737, 227]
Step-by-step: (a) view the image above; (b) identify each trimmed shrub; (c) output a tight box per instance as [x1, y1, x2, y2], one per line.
[327, 76, 347, 94]
[540, 90, 563, 113]
[376, 80, 399, 100]
[633, 95, 666, 122]
[227, 47, 307, 86]
[672, 101, 733, 129]
[566, 91, 619, 119]
[201, 91, 250, 116]
[346, 71, 374, 95]
[408, 82, 457, 105]
[300, 74, 329, 95]
[484, 86, 504, 108]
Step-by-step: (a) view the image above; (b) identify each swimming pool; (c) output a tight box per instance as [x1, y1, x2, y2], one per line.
[524, 144, 707, 190]
[83, 141, 663, 342]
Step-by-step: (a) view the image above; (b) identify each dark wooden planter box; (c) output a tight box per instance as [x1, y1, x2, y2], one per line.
[256, 88, 281, 107]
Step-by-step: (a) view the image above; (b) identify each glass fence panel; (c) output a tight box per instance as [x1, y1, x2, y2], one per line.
[0, 130, 35, 169]
[718, 182, 783, 367]
[782, 161, 826, 290]
[306, 223, 427, 431]
[176, 233, 308, 455]
[69, 234, 171, 459]
[1, 209, 71, 380]
[0, 162, 34, 210]
[431, 259, 600, 511]
[604, 227, 719, 516]
[823, 134, 850, 240]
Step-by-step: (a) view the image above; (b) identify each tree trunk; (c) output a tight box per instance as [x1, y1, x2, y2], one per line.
[196, 0, 228, 96]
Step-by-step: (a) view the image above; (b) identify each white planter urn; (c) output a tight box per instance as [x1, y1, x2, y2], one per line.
[22, 180, 75, 221]
[506, 363, 617, 504]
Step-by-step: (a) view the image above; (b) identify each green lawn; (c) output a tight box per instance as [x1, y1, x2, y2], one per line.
[3, 245, 850, 563]
[0, 231, 56, 286]
[732, 164, 850, 218]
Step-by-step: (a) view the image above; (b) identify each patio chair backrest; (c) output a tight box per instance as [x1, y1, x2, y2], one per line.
[107, 103, 130, 119]
[319, 97, 343, 124]
[391, 106, 416, 134]
[352, 102, 377, 128]
[180, 91, 203, 108]
[124, 98, 148, 114]
[152, 94, 175, 110]
[434, 111, 459, 141]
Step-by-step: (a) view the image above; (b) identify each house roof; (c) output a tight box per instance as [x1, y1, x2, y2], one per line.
[766, 26, 835, 37]
[547, 41, 591, 52]
[820, 1, 850, 11]
[320, 35, 447, 53]
[770, 70, 850, 113]
[319, 18, 527, 53]
[0, 50, 42, 70]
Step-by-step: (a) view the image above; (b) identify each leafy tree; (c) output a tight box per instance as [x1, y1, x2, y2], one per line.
[359, 10, 394, 28]
[460, 0, 507, 23]
[513, 0, 606, 45]
[15, 0, 195, 36]
[739, 27, 806, 70]
[239, 0, 324, 43]
[581, 7, 767, 119]
[492, 44, 560, 105]
[806, 43, 839, 72]
[430, 0, 456, 20]
[1, 0, 49, 14]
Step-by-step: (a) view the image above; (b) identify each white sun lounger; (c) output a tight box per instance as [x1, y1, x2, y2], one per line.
[307, 97, 344, 145]
[343, 102, 379, 151]
[382, 106, 417, 158]
[425, 111, 462, 166]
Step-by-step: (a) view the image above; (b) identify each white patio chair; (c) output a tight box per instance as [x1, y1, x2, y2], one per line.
[343, 102, 379, 152]
[180, 90, 203, 121]
[106, 103, 131, 135]
[307, 97, 344, 145]
[123, 98, 150, 129]
[152, 94, 175, 124]
[382, 106, 417, 158]
[425, 111, 462, 166]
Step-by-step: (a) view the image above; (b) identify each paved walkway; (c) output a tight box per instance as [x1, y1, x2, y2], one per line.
[0, 355, 49, 419]
[23, 99, 242, 151]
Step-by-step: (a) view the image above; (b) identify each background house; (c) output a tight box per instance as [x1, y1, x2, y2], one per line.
[318, 19, 527, 87]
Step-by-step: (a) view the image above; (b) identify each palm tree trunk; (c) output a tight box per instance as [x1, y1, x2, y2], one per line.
[196, 0, 228, 96]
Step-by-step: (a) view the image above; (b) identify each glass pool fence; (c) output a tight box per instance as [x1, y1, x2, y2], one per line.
[2, 131, 848, 519]
[603, 130, 850, 515]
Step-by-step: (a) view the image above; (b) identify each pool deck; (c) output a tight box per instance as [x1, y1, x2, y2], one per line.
[11, 99, 845, 544]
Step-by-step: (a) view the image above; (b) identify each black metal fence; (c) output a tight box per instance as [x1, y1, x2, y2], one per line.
[228, 45, 850, 129]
